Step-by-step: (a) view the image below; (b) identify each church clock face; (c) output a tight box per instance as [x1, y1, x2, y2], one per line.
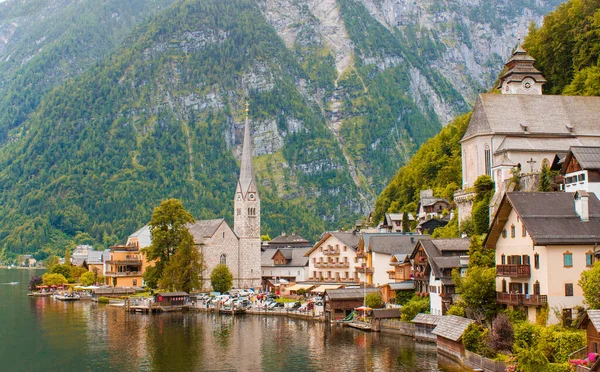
[522, 79, 533, 91]
[249, 193, 255, 201]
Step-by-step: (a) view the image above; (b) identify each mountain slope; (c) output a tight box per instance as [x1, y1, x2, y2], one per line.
[0, 0, 567, 259]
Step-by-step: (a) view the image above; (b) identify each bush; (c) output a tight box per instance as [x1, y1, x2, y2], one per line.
[463, 323, 496, 358]
[42, 273, 68, 286]
[50, 264, 71, 279]
[79, 271, 95, 286]
[394, 291, 414, 305]
[28, 275, 43, 291]
[549, 329, 586, 363]
[296, 288, 306, 296]
[366, 292, 384, 308]
[546, 363, 571, 372]
[446, 303, 465, 317]
[98, 297, 110, 304]
[400, 296, 429, 321]
[488, 313, 514, 353]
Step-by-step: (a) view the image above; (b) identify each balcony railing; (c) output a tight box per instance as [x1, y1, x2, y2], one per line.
[496, 292, 548, 306]
[105, 271, 142, 277]
[323, 248, 340, 256]
[314, 262, 350, 269]
[106, 259, 142, 265]
[355, 266, 374, 274]
[496, 264, 531, 278]
[356, 252, 367, 259]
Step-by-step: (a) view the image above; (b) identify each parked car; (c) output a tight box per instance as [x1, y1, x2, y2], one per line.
[268, 302, 285, 310]
[238, 299, 252, 308]
[289, 301, 301, 310]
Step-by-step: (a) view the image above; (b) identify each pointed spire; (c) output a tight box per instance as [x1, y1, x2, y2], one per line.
[238, 101, 255, 195]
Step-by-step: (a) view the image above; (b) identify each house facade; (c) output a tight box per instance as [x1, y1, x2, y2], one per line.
[417, 190, 449, 222]
[261, 247, 310, 284]
[411, 238, 470, 315]
[305, 232, 362, 284]
[486, 192, 600, 324]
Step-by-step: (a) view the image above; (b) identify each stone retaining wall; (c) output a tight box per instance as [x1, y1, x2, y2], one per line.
[379, 319, 415, 337]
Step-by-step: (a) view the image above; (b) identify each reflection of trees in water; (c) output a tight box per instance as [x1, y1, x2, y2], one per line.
[146, 314, 202, 371]
[395, 347, 416, 370]
[211, 317, 232, 349]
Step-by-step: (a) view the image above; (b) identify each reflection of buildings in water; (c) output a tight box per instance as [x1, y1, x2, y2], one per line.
[200, 314, 263, 371]
[103, 307, 150, 369]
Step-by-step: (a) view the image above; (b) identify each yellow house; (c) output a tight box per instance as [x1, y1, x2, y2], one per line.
[485, 191, 600, 324]
[104, 226, 154, 288]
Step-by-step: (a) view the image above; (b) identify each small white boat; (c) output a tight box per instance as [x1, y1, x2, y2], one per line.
[55, 293, 80, 301]
[9, 282, 19, 285]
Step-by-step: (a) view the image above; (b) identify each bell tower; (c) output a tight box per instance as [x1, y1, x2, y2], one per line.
[233, 102, 261, 288]
[499, 43, 546, 95]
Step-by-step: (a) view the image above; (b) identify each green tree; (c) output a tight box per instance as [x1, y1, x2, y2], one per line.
[79, 271, 96, 286]
[467, 235, 495, 268]
[64, 247, 71, 265]
[453, 266, 497, 321]
[402, 212, 410, 233]
[50, 264, 71, 279]
[159, 233, 205, 293]
[538, 165, 552, 191]
[472, 175, 494, 235]
[579, 261, 600, 309]
[143, 198, 195, 288]
[143, 266, 161, 290]
[365, 292, 384, 308]
[210, 264, 233, 294]
[400, 295, 430, 321]
[42, 273, 68, 286]
[45, 255, 59, 269]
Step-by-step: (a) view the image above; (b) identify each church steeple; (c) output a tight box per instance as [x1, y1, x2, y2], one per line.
[234, 103, 260, 239]
[238, 102, 255, 197]
[499, 43, 546, 95]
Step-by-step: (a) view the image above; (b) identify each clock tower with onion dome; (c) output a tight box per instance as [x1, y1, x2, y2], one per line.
[233, 103, 261, 288]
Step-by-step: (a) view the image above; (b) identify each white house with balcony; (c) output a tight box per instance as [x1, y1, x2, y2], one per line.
[485, 191, 600, 324]
[304, 232, 363, 284]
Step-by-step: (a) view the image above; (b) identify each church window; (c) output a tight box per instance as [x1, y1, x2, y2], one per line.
[510, 225, 515, 238]
[222, 232, 225, 239]
[484, 144, 491, 176]
[501, 229, 507, 239]
[220, 254, 227, 265]
[522, 224, 526, 237]
[237, 208, 241, 216]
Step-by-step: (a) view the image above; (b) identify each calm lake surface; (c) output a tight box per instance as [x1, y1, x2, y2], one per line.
[0, 268, 470, 371]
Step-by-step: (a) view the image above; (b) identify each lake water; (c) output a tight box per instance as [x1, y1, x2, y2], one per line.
[0, 268, 469, 371]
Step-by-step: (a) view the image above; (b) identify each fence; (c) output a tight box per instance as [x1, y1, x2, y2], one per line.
[464, 350, 507, 372]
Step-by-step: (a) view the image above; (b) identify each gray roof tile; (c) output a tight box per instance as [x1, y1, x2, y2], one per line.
[431, 315, 474, 342]
[412, 313, 443, 325]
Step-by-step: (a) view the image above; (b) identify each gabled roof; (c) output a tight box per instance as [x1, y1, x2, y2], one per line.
[578, 310, 600, 332]
[86, 250, 104, 265]
[304, 232, 360, 257]
[368, 234, 428, 256]
[431, 256, 462, 269]
[267, 233, 311, 247]
[385, 213, 414, 223]
[324, 287, 379, 300]
[411, 238, 470, 279]
[462, 94, 600, 142]
[412, 313, 442, 325]
[384, 281, 414, 291]
[262, 248, 310, 267]
[485, 192, 600, 248]
[561, 146, 600, 173]
[431, 315, 474, 342]
[188, 219, 232, 242]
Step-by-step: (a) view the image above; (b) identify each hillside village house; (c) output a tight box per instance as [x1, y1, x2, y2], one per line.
[417, 190, 449, 222]
[261, 246, 310, 284]
[380, 237, 430, 303]
[485, 192, 600, 324]
[561, 146, 600, 195]
[455, 45, 600, 222]
[305, 232, 362, 284]
[358, 233, 427, 288]
[380, 213, 415, 233]
[411, 238, 470, 315]
[263, 232, 312, 249]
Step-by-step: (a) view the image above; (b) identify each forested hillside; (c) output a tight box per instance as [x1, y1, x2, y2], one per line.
[374, 0, 600, 224]
[0, 0, 566, 261]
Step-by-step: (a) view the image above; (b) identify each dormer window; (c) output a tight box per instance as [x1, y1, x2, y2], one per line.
[520, 123, 529, 132]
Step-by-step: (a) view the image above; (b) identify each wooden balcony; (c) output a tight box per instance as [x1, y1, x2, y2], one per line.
[314, 262, 349, 269]
[496, 264, 531, 278]
[355, 266, 374, 274]
[323, 248, 340, 256]
[496, 292, 547, 306]
[105, 271, 142, 277]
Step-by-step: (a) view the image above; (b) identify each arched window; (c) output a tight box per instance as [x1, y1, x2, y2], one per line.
[542, 158, 550, 168]
[484, 144, 491, 176]
[220, 254, 226, 265]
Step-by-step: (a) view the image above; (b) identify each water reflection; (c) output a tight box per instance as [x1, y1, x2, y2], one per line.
[2, 269, 471, 372]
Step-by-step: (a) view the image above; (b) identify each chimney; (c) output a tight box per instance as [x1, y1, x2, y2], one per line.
[574, 191, 590, 222]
